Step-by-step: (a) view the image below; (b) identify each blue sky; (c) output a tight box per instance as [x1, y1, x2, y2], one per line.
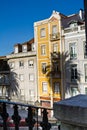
[0, 0, 84, 56]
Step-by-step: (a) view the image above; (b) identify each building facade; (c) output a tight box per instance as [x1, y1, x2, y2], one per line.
[34, 11, 65, 109]
[1, 9, 87, 108]
[6, 38, 37, 104]
[0, 56, 10, 100]
[62, 9, 87, 98]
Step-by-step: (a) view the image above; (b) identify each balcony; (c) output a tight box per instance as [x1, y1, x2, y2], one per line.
[64, 25, 85, 34]
[0, 100, 57, 130]
[50, 33, 60, 41]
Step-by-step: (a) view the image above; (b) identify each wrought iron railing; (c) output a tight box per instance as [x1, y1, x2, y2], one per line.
[0, 100, 54, 130]
[50, 33, 60, 41]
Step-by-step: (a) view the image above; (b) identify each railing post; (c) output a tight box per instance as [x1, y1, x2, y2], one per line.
[40, 108, 51, 130]
[26, 106, 36, 130]
[0, 103, 9, 130]
[12, 104, 21, 130]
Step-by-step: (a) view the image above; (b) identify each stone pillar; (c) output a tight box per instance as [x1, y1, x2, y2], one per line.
[53, 94, 87, 130]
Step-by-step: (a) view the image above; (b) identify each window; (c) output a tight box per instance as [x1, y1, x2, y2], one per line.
[29, 74, 34, 81]
[53, 62, 59, 72]
[0, 88, 2, 96]
[84, 64, 87, 82]
[19, 74, 24, 81]
[40, 28, 46, 37]
[28, 60, 34, 67]
[20, 89, 24, 96]
[71, 64, 77, 82]
[41, 45, 46, 55]
[14, 47, 18, 53]
[19, 61, 24, 67]
[69, 43, 77, 59]
[0, 75, 4, 84]
[29, 90, 34, 97]
[9, 62, 15, 69]
[52, 25, 57, 34]
[0, 87, 8, 97]
[84, 41, 87, 58]
[42, 63, 46, 74]
[71, 87, 78, 96]
[22, 45, 27, 52]
[85, 87, 87, 95]
[54, 82, 60, 93]
[42, 82, 47, 93]
[32, 43, 35, 51]
[53, 43, 58, 52]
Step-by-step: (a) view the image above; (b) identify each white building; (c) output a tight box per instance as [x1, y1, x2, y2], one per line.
[62, 9, 87, 98]
[6, 38, 37, 104]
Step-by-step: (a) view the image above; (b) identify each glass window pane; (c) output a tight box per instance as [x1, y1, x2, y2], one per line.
[40, 28, 46, 37]
[29, 74, 34, 81]
[52, 25, 57, 34]
[42, 82, 47, 93]
[54, 82, 60, 93]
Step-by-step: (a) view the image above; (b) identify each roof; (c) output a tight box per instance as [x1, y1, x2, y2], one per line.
[14, 38, 34, 46]
[61, 11, 84, 28]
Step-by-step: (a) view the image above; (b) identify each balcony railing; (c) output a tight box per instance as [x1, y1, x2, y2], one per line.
[64, 25, 85, 34]
[50, 33, 60, 41]
[0, 100, 55, 130]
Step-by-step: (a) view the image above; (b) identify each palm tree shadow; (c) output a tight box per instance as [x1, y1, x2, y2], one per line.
[0, 59, 20, 100]
[45, 51, 81, 99]
[9, 71, 20, 98]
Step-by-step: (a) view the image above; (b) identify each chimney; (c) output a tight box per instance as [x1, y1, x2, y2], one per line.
[79, 9, 83, 20]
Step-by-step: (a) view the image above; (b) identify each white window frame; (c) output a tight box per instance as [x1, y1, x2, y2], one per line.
[40, 28, 46, 37]
[52, 25, 57, 34]
[42, 82, 47, 93]
[22, 45, 27, 52]
[69, 43, 77, 59]
[29, 74, 34, 81]
[14, 47, 18, 53]
[28, 60, 34, 67]
[19, 61, 24, 67]
[41, 45, 46, 55]
[19, 74, 24, 81]
[53, 43, 58, 52]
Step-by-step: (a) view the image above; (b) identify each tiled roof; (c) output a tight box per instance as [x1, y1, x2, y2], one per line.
[61, 12, 84, 28]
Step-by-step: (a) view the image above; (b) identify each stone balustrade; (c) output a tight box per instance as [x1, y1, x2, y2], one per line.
[53, 94, 87, 130]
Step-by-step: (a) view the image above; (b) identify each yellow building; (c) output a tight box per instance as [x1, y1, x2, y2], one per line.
[34, 11, 65, 110]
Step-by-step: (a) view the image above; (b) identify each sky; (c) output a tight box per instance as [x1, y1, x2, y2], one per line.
[0, 0, 84, 56]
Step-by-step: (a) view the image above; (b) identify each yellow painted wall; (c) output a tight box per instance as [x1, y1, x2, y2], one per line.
[36, 16, 62, 101]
